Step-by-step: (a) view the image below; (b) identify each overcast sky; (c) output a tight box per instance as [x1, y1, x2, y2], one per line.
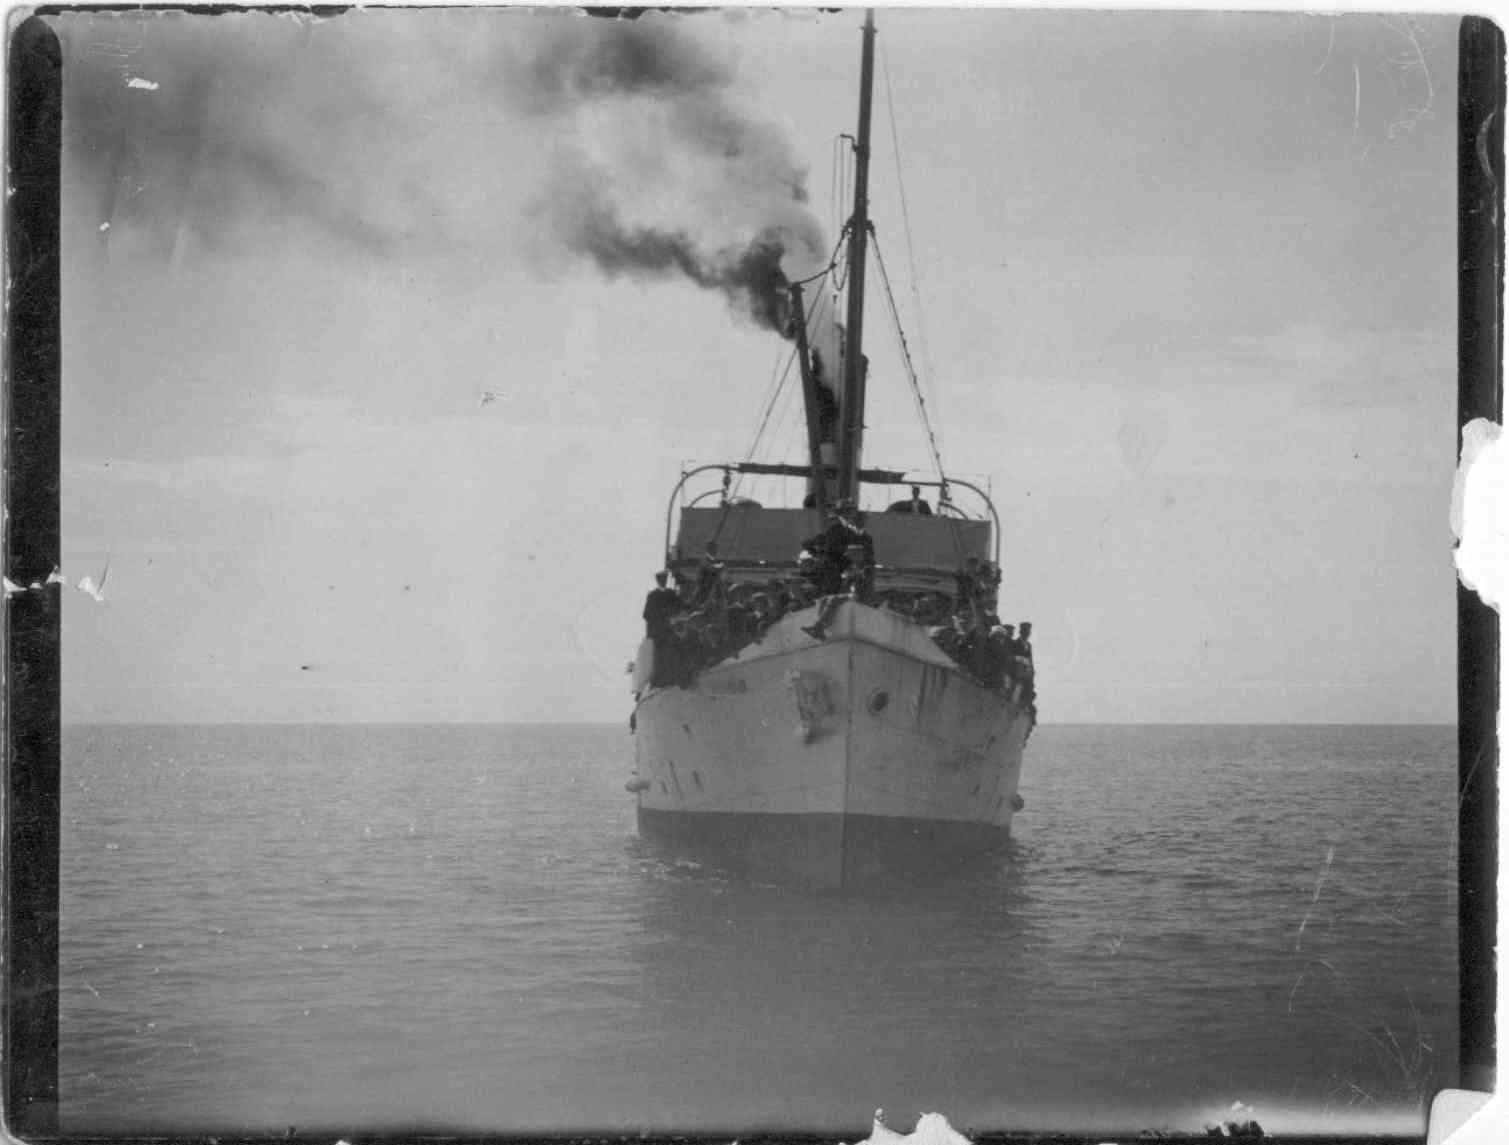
[53, 6, 1457, 724]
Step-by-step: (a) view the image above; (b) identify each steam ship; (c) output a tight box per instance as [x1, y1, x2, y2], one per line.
[626, 11, 1036, 890]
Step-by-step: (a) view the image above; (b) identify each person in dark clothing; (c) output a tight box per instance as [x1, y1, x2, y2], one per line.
[694, 542, 726, 607]
[929, 622, 958, 657]
[667, 615, 692, 684]
[801, 511, 851, 596]
[700, 612, 729, 664]
[764, 579, 789, 622]
[1016, 621, 1034, 659]
[985, 625, 1013, 689]
[787, 579, 815, 610]
[968, 622, 996, 682]
[682, 611, 708, 675]
[997, 623, 1017, 668]
[950, 612, 975, 666]
[817, 502, 873, 572]
[642, 571, 682, 686]
[954, 558, 978, 616]
[886, 484, 935, 515]
[643, 572, 680, 639]
[726, 602, 753, 650]
[800, 501, 874, 639]
[748, 593, 772, 639]
[841, 541, 875, 601]
[1012, 621, 1036, 705]
[975, 560, 1001, 614]
[843, 502, 876, 573]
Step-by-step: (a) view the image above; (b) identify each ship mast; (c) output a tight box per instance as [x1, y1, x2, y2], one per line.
[836, 9, 876, 506]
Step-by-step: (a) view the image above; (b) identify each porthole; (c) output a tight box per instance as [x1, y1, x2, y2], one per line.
[867, 689, 890, 715]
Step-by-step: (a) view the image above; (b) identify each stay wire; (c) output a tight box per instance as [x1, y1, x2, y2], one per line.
[871, 231, 968, 568]
[880, 40, 942, 449]
[872, 230, 945, 484]
[730, 279, 830, 502]
[877, 48, 979, 574]
[731, 338, 796, 500]
[728, 221, 847, 507]
[732, 344, 797, 504]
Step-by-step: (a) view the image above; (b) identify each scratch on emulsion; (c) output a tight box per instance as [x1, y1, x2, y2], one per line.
[1287, 955, 1338, 1014]
[1293, 844, 1336, 953]
[1380, 16, 1435, 139]
[1313, 18, 1337, 77]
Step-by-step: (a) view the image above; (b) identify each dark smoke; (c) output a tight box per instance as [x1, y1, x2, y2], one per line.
[56, 11, 428, 258]
[522, 13, 828, 339]
[568, 201, 807, 335]
[517, 16, 732, 112]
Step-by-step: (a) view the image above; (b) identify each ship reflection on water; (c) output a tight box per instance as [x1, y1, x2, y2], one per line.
[611, 719, 1456, 1137]
[57, 724, 1454, 1136]
[618, 835, 1050, 1133]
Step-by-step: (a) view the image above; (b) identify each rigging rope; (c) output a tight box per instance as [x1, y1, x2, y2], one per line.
[731, 342, 797, 501]
[726, 275, 830, 510]
[831, 136, 843, 258]
[880, 41, 942, 449]
[729, 336, 797, 500]
[871, 229, 969, 569]
[735, 226, 850, 488]
[871, 229, 946, 484]
[831, 222, 852, 294]
[874, 49, 982, 576]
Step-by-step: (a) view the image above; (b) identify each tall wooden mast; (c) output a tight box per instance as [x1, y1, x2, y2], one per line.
[836, 9, 876, 506]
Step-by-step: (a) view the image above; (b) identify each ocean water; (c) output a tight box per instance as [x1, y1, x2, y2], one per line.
[60, 723, 1457, 1136]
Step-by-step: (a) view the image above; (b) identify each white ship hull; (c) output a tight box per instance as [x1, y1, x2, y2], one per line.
[631, 599, 1032, 890]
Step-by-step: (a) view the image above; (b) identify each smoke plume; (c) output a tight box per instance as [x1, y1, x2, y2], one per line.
[520, 12, 828, 338]
[55, 10, 446, 259]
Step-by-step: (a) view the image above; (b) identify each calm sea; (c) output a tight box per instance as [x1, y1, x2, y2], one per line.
[60, 723, 1457, 1137]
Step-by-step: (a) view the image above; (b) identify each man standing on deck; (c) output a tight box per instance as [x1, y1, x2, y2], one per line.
[801, 500, 875, 639]
[805, 502, 873, 591]
[642, 571, 681, 685]
[955, 555, 983, 617]
[801, 509, 848, 597]
[1012, 622, 1036, 706]
[694, 542, 726, 607]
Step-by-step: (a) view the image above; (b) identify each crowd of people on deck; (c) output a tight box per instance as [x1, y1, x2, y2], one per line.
[640, 498, 1034, 704]
[641, 559, 819, 687]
